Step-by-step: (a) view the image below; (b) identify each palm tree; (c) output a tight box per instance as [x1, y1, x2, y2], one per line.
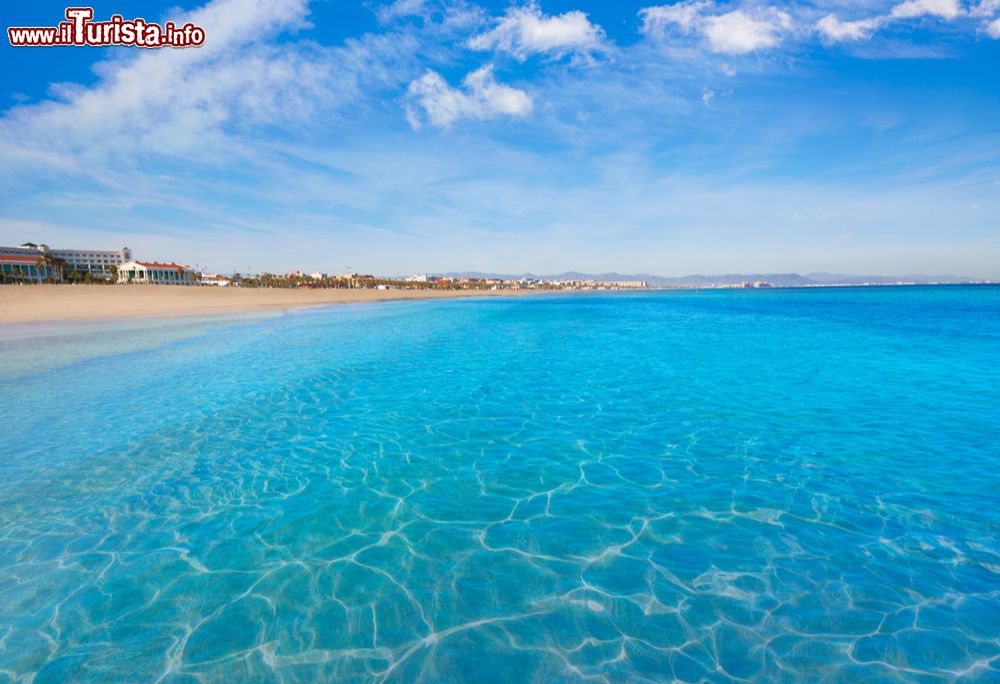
[53, 257, 67, 282]
[34, 254, 67, 282]
[109, 264, 119, 284]
[34, 254, 53, 283]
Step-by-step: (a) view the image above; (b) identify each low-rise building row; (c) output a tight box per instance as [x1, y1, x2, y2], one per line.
[1, 242, 197, 285]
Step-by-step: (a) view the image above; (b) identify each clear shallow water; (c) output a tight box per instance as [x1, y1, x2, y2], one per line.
[0, 312, 277, 381]
[1, 287, 999, 682]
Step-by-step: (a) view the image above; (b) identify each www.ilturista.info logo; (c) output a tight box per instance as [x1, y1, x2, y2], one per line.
[8, 8, 206, 48]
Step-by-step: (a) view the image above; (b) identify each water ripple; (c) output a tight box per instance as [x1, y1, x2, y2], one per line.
[1, 288, 999, 682]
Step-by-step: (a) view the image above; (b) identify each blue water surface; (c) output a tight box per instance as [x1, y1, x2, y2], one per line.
[1, 287, 999, 682]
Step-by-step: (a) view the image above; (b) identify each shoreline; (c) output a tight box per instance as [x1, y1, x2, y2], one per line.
[4, 283, 983, 326]
[0, 284, 538, 325]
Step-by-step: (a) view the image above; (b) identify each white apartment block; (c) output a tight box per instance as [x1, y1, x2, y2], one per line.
[0, 242, 132, 280]
[51, 245, 133, 278]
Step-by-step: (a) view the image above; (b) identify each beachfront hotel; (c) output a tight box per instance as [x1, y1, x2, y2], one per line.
[117, 260, 197, 285]
[0, 252, 58, 281]
[0, 242, 199, 285]
[0, 242, 133, 281]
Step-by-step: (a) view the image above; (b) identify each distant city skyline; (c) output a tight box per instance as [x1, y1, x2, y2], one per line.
[1, 0, 998, 277]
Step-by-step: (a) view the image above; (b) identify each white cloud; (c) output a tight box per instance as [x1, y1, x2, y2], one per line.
[377, 0, 428, 22]
[0, 0, 429, 172]
[816, 14, 883, 41]
[639, 2, 792, 54]
[468, 2, 605, 60]
[405, 65, 532, 129]
[971, 0, 1000, 16]
[987, 16, 1000, 35]
[704, 9, 791, 53]
[639, 1, 710, 33]
[0, 0, 321, 160]
[817, 0, 965, 44]
[375, 0, 484, 30]
[890, 0, 963, 19]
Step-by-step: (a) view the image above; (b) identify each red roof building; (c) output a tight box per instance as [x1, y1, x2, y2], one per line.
[118, 260, 197, 286]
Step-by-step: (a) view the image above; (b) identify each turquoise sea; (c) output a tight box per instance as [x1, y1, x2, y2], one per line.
[1, 286, 999, 682]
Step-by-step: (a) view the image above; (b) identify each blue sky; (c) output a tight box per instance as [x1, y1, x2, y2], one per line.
[1, 0, 998, 276]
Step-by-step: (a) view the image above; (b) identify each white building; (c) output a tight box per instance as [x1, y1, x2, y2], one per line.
[118, 260, 197, 285]
[51, 245, 132, 279]
[1, 242, 132, 280]
[199, 273, 231, 286]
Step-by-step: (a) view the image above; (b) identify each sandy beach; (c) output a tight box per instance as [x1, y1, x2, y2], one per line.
[0, 284, 533, 324]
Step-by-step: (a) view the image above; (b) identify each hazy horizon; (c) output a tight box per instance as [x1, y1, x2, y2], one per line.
[1, 0, 998, 277]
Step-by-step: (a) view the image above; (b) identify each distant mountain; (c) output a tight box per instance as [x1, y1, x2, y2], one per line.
[654, 273, 815, 287]
[432, 271, 980, 287]
[803, 273, 974, 285]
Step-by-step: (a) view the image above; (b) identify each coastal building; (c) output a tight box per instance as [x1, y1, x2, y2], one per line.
[50, 245, 132, 279]
[0, 241, 205, 286]
[0, 242, 132, 280]
[117, 260, 197, 285]
[544, 278, 648, 290]
[199, 273, 231, 286]
[0, 253, 60, 282]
